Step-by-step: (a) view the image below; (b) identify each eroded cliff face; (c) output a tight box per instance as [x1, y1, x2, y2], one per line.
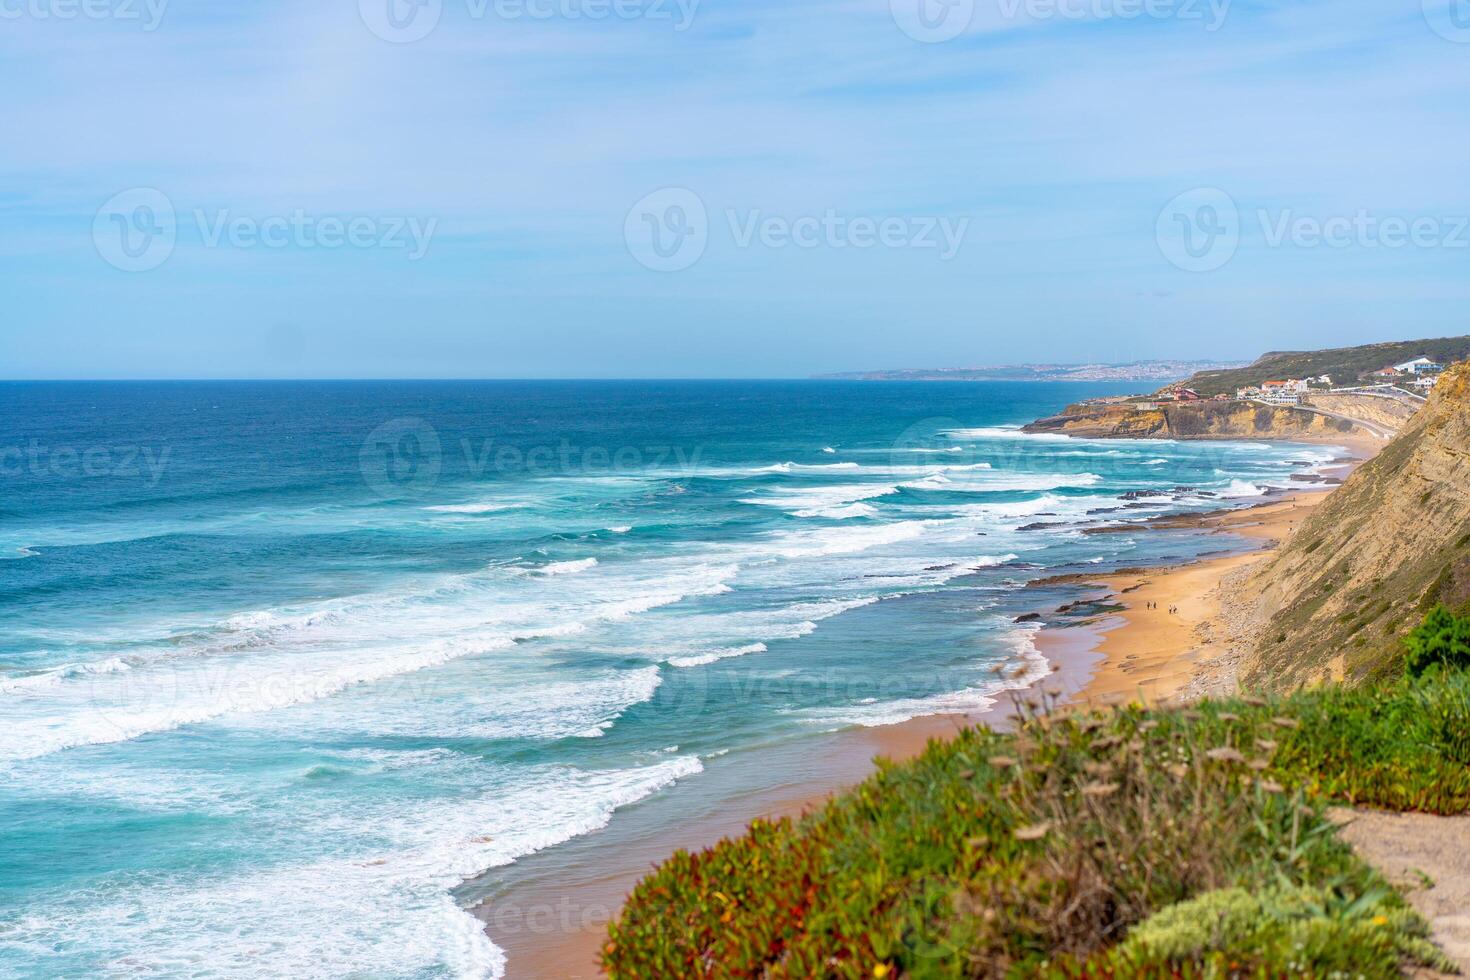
[1024, 401, 1359, 443]
[1234, 364, 1470, 691]
[1303, 393, 1418, 431]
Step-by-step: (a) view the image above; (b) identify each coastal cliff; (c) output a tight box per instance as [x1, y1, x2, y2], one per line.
[1023, 399, 1358, 442]
[598, 364, 1470, 979]
[1233, 362, 1470, 691]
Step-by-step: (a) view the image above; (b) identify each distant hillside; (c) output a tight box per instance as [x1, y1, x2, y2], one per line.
[1171, 336, 1470, 396]
[820, 360, 1246, 383]
[1235, 361, 1470, 690]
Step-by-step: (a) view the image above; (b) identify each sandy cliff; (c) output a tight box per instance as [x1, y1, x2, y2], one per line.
[1231, 363, 1470, 691]
[1023, 400, 1360, 443]
[1302, 391, 1419, 430]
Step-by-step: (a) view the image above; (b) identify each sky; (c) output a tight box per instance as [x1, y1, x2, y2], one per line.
[2, 0, 1468, 379]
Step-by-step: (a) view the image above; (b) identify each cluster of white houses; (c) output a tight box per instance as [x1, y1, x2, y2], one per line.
[1233, 376, 1330, 406]
[1233, 357, 1445, 405]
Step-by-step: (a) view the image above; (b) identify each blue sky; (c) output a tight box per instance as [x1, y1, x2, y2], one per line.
[2, 0, 1468, 378]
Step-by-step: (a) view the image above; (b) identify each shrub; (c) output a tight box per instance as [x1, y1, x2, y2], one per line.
[1404, 603, 1470, 676]
[1413, 669, 1470, 766]
[1076, 883, 1456, 977]
[604, 685, 1465, 977]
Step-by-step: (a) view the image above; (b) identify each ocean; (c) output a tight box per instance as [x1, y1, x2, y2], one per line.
[0, 381, 1342, 978]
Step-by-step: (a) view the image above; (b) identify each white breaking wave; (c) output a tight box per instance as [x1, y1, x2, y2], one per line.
[940, 492, 1075, 519]
[1221, 479, 1267, 499]
[741, 483, 900, 512]
[714, 461, 991, 482]
[0, 635, 518, 763]
[941, 425, 1071, 442]
[764, 520, 928, 559]
[928, 462, 994, 472]
[0, 656, 133, 694]
[536, 558, 599, 576]
[422, 502, 523, 515]
[791, 502, 879, 520]
[902, 471, 1102, 494]
[800, 623, 1050, 728]
[758, 471, 1065, 514]
[755, 461, 861, 473]
[0, 560, 741, 762]
[668, 642, 768, 669]
[226, 659, 670, 746]
[3, 755, 703, 980]
[941, 426, 1186, 452]
[645, 597, 879, 672]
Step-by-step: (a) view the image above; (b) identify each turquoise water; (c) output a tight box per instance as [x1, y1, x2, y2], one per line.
[0, 382, 1341, 978]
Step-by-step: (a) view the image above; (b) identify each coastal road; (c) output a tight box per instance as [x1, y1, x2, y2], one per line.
[1246, 400, 1400, 440]
[1329, 385, 1428, 406]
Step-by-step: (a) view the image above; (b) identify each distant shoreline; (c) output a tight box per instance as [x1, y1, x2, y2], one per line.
[816, 360, 1247, 384]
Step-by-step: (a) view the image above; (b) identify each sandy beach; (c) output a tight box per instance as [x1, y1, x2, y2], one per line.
[480, 481, 1354, 978]
[1046, 491, 1330, 707]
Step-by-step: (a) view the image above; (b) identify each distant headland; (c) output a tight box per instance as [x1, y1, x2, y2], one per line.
[815, 360, 1247, 383]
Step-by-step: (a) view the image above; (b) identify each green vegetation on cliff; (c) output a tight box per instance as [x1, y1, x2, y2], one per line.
[603, 637, 1470, 978]
[1406, 604, 1470, 677]
[1173, 335, 1470, 397]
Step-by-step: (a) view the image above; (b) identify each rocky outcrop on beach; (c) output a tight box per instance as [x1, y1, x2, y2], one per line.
[1231, 362, 1470, 691]
[1023, 400, 1360, 443]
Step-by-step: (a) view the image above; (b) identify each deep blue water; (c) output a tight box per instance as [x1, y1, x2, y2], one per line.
[0, 381, 1341, 978]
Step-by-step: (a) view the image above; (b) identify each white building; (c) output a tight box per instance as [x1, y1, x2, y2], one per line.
[1256, 381, 1301, 405]
[1392, 357, 1443, 375]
